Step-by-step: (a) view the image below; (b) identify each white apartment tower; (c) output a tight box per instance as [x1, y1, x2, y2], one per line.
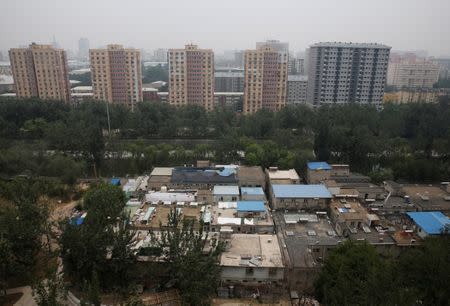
[306, 42, 391, 108]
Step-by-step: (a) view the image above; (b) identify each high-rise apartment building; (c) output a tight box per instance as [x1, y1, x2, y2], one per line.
[243, 44, 288, 114]
[387, 59, 440, 89]
[287, 75, 308, 104]
[288, 57, 305, 75]
[306, 42, 390, 107]
[9, 43, 71, 102]
[90, 44, 142, 109]
[168, 44, 214, 110]
[78, 38, 89, 59]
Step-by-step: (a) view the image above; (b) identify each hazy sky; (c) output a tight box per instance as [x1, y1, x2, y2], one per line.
[2, 0, 450, 56]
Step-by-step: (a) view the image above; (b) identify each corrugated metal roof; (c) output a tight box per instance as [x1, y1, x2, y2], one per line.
[406, 211, 450, 235]
[272, 184, 332, 199]
[307, 162, 332, 170]
[240, 187, 264, 196]
[237, 201, 265, 212]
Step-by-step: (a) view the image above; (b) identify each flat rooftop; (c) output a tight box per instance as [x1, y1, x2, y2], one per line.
[272, 184, 332, 199]
[220, 234, 283, 268]
[241, 187, 265, 196]
[213, 185, 240, 196]
[210, 203, 273, 227]
[402, 185, 450, 211]
[311, 42, 391, 49]
[330, 198, 368, 221]
[274, 212, 341, 267]
[266, 168, 300, 180]
[134, 204, 202, 229]
[150, 167, 174, 176]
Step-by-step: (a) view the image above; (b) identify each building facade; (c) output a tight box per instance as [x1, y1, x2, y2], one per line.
[288, 57, 305, 75]
[90, 44, 142, 109]
[214, 68, 244, 92]
[435, 58, 450, 80]
[287, 75, 308, 104]
[168, 44, 214, 110]
[383, 89, 438, 104]
[243, 44, 288, 114]
[9, 43, 71, 103]
[214, 92, 243, 111]
[387, 60, 440, 89]
[306, 42, 390, 108]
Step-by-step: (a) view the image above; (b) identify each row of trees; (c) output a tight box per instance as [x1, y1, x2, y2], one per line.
[0, 97, 449, 183]
[315, 238, 450, 306]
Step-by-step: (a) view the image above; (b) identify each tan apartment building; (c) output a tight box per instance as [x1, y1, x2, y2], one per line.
[168, 44, 214, 110]
[243, 44, 288, 114]
[90, 44, 142, 109]
[9, 43, 71, 102]
[387, 59, 439, 89]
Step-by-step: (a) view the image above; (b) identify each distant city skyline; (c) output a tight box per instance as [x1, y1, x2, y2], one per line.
[1, 0, 450, 57]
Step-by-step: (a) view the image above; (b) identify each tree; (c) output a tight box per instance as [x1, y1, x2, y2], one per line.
[142, 64, 168, 84]
[397, 236, 450, 305]
[83, 183, 126, 225]
[32, 266, 67, 306]
[314, 240, 415, 306]
[60, 184, 136, 296]
[0, 177, 50, 286]
[151, 209, 224, 305]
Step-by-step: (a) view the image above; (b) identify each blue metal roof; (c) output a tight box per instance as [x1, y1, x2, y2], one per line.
[111, 178, 121, 186]
[406, 211, 450, 235]
[307, 162, 332, 170]
[240, 187, 264, 196]
[272, 184, 332, 199]
[237, 201, 265, 212]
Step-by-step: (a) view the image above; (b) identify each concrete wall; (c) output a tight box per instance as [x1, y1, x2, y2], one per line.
[272, 197, 329, 210]
[307, 169, 331, 184]
[221, 266, 284, 284]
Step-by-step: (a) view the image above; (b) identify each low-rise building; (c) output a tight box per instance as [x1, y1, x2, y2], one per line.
[214, 92, 243, 111]
[143, 87, 159, 102]
[306, 162, 331, 184]
[148, 167, 174, 190]
[209, 201, 274, 234]
[329, 198, 370, 236]
[406, 211, 450, 239]
[213, 185, 240, 202]
[272, 212, 340, 291]
[402, 185, 450, 213]
[220, 234, 284, 285]
[266, 167, 300, 200]
[170, 167, 238, 190]
[240, 187, 266, 201]
[271, 184, 332, 210]
[132, 203, 202, 230]
[237, 166, 266, 189]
